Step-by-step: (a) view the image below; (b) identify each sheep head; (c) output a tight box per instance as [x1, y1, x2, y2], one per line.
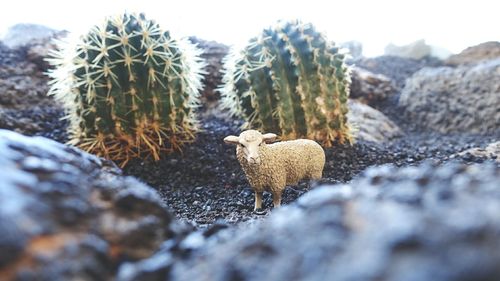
[224, 130, 277, 165]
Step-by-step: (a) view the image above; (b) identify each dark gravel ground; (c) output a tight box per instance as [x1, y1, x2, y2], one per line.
[123, 116, 498, 227]
[0, 107, 67, 142]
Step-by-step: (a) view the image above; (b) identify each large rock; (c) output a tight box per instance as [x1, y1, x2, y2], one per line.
[0, 39, 66, 142]
[354, 55, 442, 90]
[0, 130, 176, 280]
[399, 59, 500, 134]
[446, 41, 500, 66]
[25, 30, 68, 71]
[384, 39, 451, 60]
[348, 99, 402, 143]
[349, 66, 396, 103]
[1, 23, 66, 71]
[189, 37, 229, 110]
[385, 39, 432, 60]
[169, 161, 500, 281]
[1, 24, 58, 48]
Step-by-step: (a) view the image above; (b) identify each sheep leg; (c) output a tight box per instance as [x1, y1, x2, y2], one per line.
[254, 191, 263, 211]
[272, 192, 282, 208]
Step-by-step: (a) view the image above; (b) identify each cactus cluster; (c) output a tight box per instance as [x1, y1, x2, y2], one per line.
[48, 13, 204, 166]
[220, 20, 352, 146]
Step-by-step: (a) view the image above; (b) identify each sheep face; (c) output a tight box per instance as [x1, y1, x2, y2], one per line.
[224, 130, 277, 165]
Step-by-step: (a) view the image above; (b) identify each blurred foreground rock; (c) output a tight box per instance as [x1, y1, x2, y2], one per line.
[0, 130, 176, 280]
[400, 58, 500, 134]
[168, 161, 500, 281]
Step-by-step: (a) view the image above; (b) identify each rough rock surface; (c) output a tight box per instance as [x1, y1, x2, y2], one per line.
[354, 55, 442, 90]
[384, 39, 432, 60]
[453, 141, 500, 163]
[0, 130, 176, 280]
[1, 23, 58, 48]
[399, 59, 500, 134]
[25, 30, 68, 71]
[168, 161, 500, 281]
[348, 99, 402, 143]
[189, 37, 229, 110]
[446, 41, 500, 66]
[349, 66, 396, 104]
[0, 41, 66, 142]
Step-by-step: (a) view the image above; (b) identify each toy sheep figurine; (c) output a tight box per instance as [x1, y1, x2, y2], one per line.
[224, 130, 325, 212]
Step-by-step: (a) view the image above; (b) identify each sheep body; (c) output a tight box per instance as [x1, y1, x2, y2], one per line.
[225, 130, 325, 211]
[237, 139, 325, 194]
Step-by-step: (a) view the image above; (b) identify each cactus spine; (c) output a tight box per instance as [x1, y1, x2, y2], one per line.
[48, 13, 204, 166]
[221, 20, 352, 146]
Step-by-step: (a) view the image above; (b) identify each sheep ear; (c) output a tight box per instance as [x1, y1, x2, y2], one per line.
[262, 133, 277, 143]
[224, 135, 240, 145]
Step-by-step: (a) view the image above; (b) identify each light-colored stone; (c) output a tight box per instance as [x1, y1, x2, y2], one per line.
[454, 141, 500, 162]
[399, 59, 500, 134]
[384, 39, 431, 60]
[446, 41, 500, 66]
[384, 39, 451, 60]
[348, 99, 402, 143]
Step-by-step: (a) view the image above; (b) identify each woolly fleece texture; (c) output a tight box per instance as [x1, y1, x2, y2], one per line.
[225, 130, 325, 211]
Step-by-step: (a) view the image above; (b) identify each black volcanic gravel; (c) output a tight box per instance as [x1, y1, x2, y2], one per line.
[124, 116, 498, 227]
[0, 107, 68, 143]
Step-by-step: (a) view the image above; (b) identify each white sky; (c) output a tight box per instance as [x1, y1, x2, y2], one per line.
[0, 0, 498, 56]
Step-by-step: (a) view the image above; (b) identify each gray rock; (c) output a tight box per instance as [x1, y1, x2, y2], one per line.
[0, 39, 66, 142]
[354, 55, 443, 90]
[399, 59, 500, 134]
[1, 23, 58, 48]
[25, 30, 68, 71]
[189, 37, 229, 111]
[446, 41, 500, 66]
[170, 161, 500, 281]
[384, 39, 451, 60]
[348, 99, 402, 143]
[0, 130, 175, 280]
[453, 141, 500, 163]
[349, 66, 397, 103]
[117, 252, 173, 281]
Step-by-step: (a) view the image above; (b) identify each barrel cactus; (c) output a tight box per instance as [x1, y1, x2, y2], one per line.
[220, 20, 352, 146]
[48, 13, 204, 166]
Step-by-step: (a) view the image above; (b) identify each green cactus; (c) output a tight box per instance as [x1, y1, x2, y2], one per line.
[220, 20, 352, 146]
[47, 13, 204, 166]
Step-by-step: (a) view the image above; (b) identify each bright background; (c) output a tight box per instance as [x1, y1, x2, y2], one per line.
[0, 0, 498, 56]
